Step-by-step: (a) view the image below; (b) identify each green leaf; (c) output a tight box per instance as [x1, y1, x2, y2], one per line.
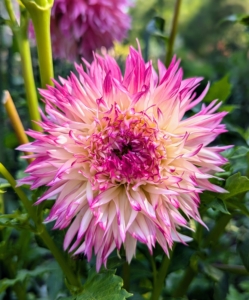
[146, 16, 169, 42]
[205, 74, 231, 103]
[227, 286, 247, 300]
[107, 256, 126, 269]
[202, 264, 223, 282]
[239, 280, 249, 293]
[221, 14, 249, 27]
[208, 198, 230, 214]
[203, 264, 223, 282]
[218, 104, 239, 113]
[200, 189, 231, 213]
[237, 230, 249, 272]
[0, 212, 34, 231]
[0, 278, 20, 294]
[214, 274, 229, 300]
[219, 173, 249, 201]
[0, 178, 11, 189]
[226, 201, 249, 217]
[224, 146, 249, 160]
[0, 17, 10, 26]
[64, 269, 132, 300]
[0, 265, 57, 293]
[168, 244, 195, 273]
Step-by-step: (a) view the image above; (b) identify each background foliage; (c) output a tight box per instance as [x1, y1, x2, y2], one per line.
[1, 0, 249, 299]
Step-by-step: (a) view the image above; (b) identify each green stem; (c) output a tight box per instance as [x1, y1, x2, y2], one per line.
[0, 163, 37, 221]
[5, 0, 41, 131]
[172, 265, 196, 298]
[122, 262, 130, 291]
[150, 247, 174, 300]
[213, 264, 249, 275]
[4, 0, 17, 23]
[0, 193, 4, 215]
[0, 163, 81, 291]
[27, 4, 54, 88]
[4, 261, 27, 300]
[150, 255, 157, 292]
[165, 0, 182, 67]
[203, 214, 232, 248]
[39, 229, 82, 289]
[172, 214, 232, 297]
[0, 188, 4, 233]
[18, 10, 41, 131]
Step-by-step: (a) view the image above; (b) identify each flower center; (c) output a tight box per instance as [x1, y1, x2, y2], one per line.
[88, 111, 166, 190]
[112, 143, 133, 158]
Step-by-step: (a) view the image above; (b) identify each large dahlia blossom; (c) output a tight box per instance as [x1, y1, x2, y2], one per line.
[18, 46, 229, 270]
[49, 0, 131, 61]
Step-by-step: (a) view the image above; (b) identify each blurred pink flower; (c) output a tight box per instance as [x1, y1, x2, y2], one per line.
[18, 46, 229, 270]
[47, 0, 131, 61]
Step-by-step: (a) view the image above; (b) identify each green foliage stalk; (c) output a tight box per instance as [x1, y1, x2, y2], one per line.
[21, 0, 54, 88]
[0, 163, 82, 292]
[4, 0, 41, 131]
[150, 248, 173, 300]
[165, 0, 182, 66]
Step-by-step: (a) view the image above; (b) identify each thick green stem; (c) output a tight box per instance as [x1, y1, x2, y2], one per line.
[165, 0, 182, 67]
[0, 163, 81, 291]
[172, 214, 232, 297]
[172, 265, 196, 298]
[203, 214, 232, 248]
[122, 262, 130, 292]
[25, 1, 54, 88]
[149, 255, 157, 292]
[150, 255, 170, 300]
[18, 11, 41, 131]
[4, 0, 17, 23]
[5, 0, 41, 131]
[150, 248, 173, 300]
[39, 229, 81, 289]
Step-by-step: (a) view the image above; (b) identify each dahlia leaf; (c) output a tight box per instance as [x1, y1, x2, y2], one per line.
[0, 278, 20, 294]
[107, 256, 126, 269]
[205, 74, 231, 103]
[0, 178, 10, 189]
[0, 16, 9, 26]
[219, 173, 249, 201]
[213, 274, 229, 300]
[146, 16, 169, 42]
[237, 231, 249, 272]
[64, 269, 132, 300]
[0, 212, 34, 231]
[0, 265, 57, 293]
[218, 104, 239, 113]
[225, 202, 249, 217]
[168, 244, 195, 273]
[221, 14, 249, 28]
[225, 146, 249, 160]
[208, 199, 230, 215]
[202, 264, 223, 282]
[199, 192, 225, 214]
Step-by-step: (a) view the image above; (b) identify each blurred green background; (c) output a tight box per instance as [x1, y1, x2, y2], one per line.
[1, 0, 249, 299]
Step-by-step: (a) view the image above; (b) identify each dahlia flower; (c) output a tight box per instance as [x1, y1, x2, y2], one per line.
[18, 46, 229, 270]
[48, 0, 131, 61]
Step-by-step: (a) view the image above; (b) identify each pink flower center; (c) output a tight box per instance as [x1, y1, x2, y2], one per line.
[88, 111, 166, 190]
